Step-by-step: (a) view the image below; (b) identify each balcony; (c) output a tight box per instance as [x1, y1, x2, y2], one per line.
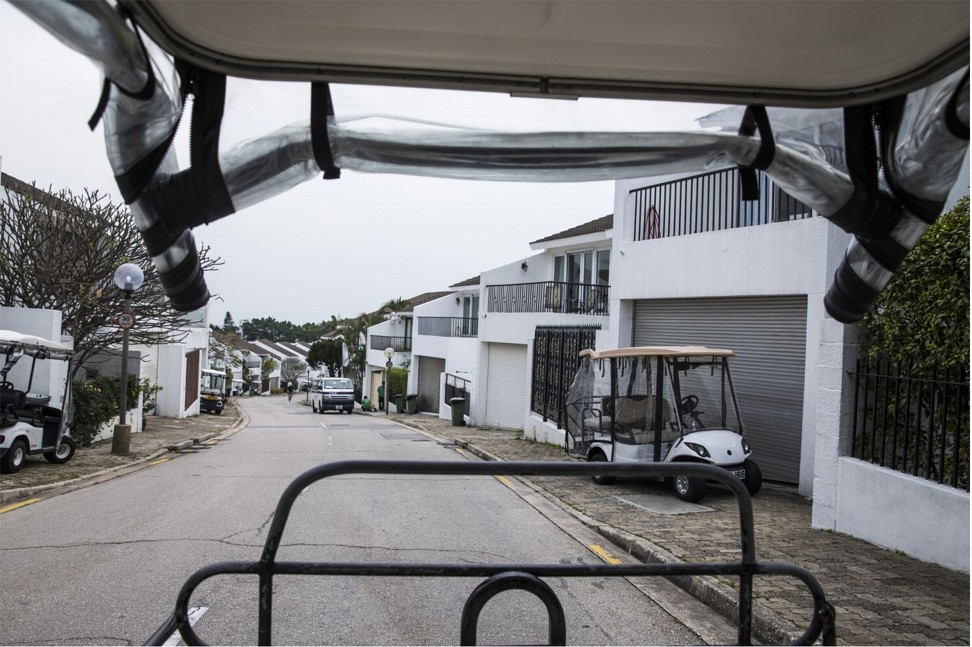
[486, 281, 609, 316]
[370, 335, 411, 352]
[417, 317, 479, 338]
[630, 167, 815, 242]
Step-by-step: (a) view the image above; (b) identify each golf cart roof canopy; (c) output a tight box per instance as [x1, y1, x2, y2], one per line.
[0, 330, 72, 360]
[123, 0, 968, 107]
[580, 346, 735, 360]
[11, 1, 969, 325]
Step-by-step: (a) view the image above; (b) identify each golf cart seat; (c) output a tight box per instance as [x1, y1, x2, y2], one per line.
[0, 386, 26, 411]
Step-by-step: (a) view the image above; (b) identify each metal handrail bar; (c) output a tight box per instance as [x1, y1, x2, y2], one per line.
[148, 461, 836, 646]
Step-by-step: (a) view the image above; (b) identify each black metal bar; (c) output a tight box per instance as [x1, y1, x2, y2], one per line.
[890, 360, 901, 471]
[902, 357, 914, 473]
[939, 366, 949, 484]
[926, 364, 938, 481]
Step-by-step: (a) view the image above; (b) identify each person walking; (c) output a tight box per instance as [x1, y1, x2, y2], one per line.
[377, 383, 385, 411]
[286, 382, 294, 402]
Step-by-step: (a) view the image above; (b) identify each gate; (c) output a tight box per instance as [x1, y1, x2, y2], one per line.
[531, 326, 599, 429]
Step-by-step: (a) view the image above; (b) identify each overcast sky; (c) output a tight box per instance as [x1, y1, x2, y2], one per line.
[0, 2, 717, 327]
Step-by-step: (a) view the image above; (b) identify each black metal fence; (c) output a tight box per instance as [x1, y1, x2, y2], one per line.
[417, 317, 479, 338]
[850, 356, 969, 491]
[370, 335, 411, 352]
[531, 326, 599, 429]
[444, 373, 471, 415]
[486, 281, 609, 315]
[630, 167, 814, 241]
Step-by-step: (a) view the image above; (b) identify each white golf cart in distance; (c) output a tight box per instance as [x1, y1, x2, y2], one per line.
[565, 346, 761, 503]
[0, 330, 76, 474]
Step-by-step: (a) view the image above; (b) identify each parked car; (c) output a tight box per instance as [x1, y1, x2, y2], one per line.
[310, 377, 355, 414]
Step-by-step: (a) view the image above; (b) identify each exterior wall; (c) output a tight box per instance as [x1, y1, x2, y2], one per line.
[156, 344, 197, 418]
[409, 292, 479, 398]
[835, 458, 970, 573]
[607, 176, 853, 495]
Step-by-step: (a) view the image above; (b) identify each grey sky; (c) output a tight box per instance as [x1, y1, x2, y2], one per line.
[0, 2, 715, 326]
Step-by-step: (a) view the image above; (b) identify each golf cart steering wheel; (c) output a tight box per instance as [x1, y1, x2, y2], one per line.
[679, 395, 699, 415]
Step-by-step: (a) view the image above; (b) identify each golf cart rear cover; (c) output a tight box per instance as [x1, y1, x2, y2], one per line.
[11, 1, 969, 321]
[581, 347, 735, 360]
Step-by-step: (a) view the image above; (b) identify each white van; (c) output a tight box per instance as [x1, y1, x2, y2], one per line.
[310, 377, 355, 415]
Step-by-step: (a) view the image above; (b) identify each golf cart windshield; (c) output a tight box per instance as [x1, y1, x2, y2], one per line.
[10, 1, 968, 320]
[668, 357, 742, 433]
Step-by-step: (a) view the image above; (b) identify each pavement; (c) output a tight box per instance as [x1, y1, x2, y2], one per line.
[1, 398, 967, 645]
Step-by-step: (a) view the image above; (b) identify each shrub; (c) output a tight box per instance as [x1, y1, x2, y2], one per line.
[388, 366, 408, 399]
[71, 375, 118, 446]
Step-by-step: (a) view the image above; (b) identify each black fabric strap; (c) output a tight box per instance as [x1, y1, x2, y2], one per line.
[311, 82, 341, 180]
[88, 78, 112, 131]
[737, 106, 775, 201]
[186, 66, 236, 223]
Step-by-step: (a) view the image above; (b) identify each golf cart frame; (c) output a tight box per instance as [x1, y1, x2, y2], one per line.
[565, 346, 761, 502]
[0, 330, 76, 473]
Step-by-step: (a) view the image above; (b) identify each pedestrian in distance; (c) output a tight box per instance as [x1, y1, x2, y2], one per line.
[286, 382, 294, 402]
[377, 383, 385, 411]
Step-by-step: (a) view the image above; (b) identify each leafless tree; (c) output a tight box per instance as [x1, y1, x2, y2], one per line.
[0, 178, 222, 378]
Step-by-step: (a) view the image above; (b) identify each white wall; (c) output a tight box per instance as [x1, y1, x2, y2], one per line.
[156, 344, 197, 418]
[835, 458, 970, 573]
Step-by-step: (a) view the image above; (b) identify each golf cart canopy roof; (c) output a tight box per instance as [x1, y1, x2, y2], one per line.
[581, 347, 735, 360]
[11, 1, 969, 324]
[121, 1, 969, 107]
[0, 329, 72, 360]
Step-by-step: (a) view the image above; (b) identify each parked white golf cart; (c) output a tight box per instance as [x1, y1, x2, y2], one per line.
[0, 330, 76, 473]
[565, 346, 761, 503]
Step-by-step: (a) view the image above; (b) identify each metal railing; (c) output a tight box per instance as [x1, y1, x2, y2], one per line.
[850, 356, 969, 490]
[147, 461, 835, 646]
[444, 373, 471, 415]
[370, 335, 411, 352]
[630, 167, 814, 241]
[417, 317, 479, 338]
[486, 281, 609, 315]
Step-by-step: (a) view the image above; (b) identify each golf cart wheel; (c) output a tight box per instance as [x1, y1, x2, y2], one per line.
[743, 459, 763, 496]
[44, 436, 76, 464]
[1, 438, 28, 474]
[589, 450, 616, 485]
[673, 473, 707, 503]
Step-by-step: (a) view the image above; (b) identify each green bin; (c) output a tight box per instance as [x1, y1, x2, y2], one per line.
[406, 394, 418, 414]
[394, 394, 405, 412]
[450, 397, 466, 426]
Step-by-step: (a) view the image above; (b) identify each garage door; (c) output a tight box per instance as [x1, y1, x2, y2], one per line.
[484, 343, 529, 430]
[417, 356, 445, 412]
[633, 296, 807, 483]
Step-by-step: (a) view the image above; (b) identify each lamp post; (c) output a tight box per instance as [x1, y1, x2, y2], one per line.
[111, 262, 144, 455]
[305, 367, 311, 403]
[383, 346, 394, 414]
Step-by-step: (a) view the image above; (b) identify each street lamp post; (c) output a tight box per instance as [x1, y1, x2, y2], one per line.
[111, 263, 144, 455]
[383, 347, 394, 415]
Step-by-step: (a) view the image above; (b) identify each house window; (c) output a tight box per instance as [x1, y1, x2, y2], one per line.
[596, 250, 610, 286]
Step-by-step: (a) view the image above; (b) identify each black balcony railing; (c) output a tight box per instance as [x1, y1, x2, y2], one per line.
[630, 167, 814, 242]
[486, 281, 609, 315]
[531, 326, 599, 428]
[417, 317, 479, 338]
[444, 373, 471, 416]
[370, 335, 411, 352]
[850, 356, 969, 491]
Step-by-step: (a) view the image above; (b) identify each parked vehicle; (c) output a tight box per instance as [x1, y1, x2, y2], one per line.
[199, 368, 226, 415]
[0, 330, 76, 473]
[564, 347, 761, 502]
[310, 377, 355, 414]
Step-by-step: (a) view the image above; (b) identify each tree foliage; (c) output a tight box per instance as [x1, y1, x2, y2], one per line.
[859, 196, 970, 370]
[307, 339, 343, 377]
[0, 183, 222, 377]
[280, 356, 308, 385]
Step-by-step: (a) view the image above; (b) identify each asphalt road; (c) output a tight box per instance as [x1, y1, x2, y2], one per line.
[0, 397, 730, 645]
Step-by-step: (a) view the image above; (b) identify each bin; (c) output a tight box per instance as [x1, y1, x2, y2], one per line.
[450, 397, 466, 426]
[406, 394, 418, 414]
[394, 394, 405, 412]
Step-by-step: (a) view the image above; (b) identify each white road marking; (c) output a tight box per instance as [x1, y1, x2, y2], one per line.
[162, 606, 208, 646]
[319, 422, 328, 430]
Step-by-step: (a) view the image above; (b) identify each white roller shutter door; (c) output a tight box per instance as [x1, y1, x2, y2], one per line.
[417, 356, 445, 413]
[633, 297, 807, 483]
[483, 343, 529, 430]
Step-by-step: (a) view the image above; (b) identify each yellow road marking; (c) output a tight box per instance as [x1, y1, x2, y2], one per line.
[201, 440, 218, 446]
[495, 475, 513, 486]
[148, 458, 170, 466]
[0, 498, 40, 514]
[454, 447, 465, 455]
[589, 544, 623, 565]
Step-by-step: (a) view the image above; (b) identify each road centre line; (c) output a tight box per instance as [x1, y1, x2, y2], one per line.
[162, 606, 208, 646]
[0, 498, 40, 514]
[148, 458, 171, 466]
[589, 543, 623, 565]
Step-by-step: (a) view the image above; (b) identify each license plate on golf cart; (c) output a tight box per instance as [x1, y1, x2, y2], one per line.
[731, 468, 747, 480]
